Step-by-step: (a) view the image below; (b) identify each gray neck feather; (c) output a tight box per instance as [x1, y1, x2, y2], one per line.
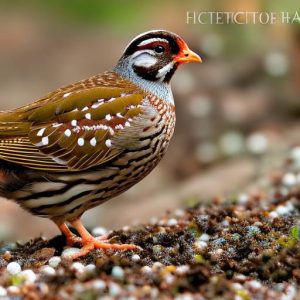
[114, 57, 175, 105]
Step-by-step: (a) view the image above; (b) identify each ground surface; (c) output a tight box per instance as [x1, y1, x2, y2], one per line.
[0, 153, 299, 299]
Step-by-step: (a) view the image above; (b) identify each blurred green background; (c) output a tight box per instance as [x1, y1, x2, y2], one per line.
[0, 0, 299, 241]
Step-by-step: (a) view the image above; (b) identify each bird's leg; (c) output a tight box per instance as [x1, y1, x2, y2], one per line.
[58, 223, 82, 246]
[67, 219, 140, 259]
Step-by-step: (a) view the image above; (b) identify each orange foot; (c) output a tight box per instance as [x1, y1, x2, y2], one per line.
[58, 219, 141, 259]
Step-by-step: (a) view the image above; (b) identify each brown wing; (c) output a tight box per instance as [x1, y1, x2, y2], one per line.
[0, 72, 145, 171]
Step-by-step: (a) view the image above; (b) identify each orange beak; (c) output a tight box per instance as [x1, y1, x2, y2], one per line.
[175, 46, 202, 64]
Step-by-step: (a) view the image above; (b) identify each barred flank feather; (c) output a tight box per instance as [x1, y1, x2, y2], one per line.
[7, 95, 175, 223]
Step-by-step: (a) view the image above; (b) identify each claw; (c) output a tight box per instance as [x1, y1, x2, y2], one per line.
[58, 220, 141, 259]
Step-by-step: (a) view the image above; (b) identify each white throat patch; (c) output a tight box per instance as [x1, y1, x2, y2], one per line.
[156, 62, 174, 81]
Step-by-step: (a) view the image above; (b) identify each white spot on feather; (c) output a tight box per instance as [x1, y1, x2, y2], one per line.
[64, 129, 72, 137]
[105, 139, 112, 148]
[82, 106, 89, 111]
[85, 113, 92, 120]
[52, 157, 67, 165]
[109, 127, 115, 135]
[78, 138, 85, 146]
[71, 120, 77, 127]
[91, 103, 101, 109]
[42, 136, 49, 146]
[116, 113, 123, 118]
[125, 121, 130, 127]
[63, 92, 72, 98]
[105, 114, 112, 121]
[90, 137, 97, 147]
[37, 128, 45, 137]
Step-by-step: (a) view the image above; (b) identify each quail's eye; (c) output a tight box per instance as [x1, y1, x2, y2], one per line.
[154, 45, 165, 54]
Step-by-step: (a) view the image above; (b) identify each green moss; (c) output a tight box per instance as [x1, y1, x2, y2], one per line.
[290, 226, 300, 240]
[187, 222, 202, 238]
[10, 274, 24, 286]
[194, 254, 205, 264]
[236, 289, 250, 300]
[278, 235, 297, 248]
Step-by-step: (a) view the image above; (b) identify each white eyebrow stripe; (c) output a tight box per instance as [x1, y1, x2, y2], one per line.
[137, 38, 168, 47]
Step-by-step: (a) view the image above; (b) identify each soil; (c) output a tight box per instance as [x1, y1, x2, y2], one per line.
[0, 162, 299, 299]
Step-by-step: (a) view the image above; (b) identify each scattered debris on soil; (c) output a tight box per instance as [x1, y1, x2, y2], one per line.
[0, 149, 299, 299]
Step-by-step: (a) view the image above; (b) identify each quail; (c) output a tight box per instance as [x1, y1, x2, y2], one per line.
[0, 30, 201, 258]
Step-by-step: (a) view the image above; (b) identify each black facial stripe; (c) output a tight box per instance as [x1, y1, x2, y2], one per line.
[133, 58, 178, 83]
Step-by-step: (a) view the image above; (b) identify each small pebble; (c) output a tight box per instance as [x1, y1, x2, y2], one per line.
[19, 270, 37, 283]
[48, 256, 61, 268]
[152, 262, 164, 271]
[210, 248, 223, 260]
[167, 218, 178, 226]
[131, 254, 140, 262]
[122, 225, 130, 231]
[61, 247, 81, 259]
[235, 274, 247, 281]
[141, 266, 152, 274]
[175, 293, 194, 300]
[40, 265, 56, 276]
[246, 226, 261, 236]
[75, 272, 87, 281]
[75, 264, 96, 281]
[165, 274, 176, 284]
[296, 173, 300, 184]
[238, 193, 249, 205]
[194, 240, 207, 250]
[174, 209, 185, 217]
[84, 264, 96, 275]
[6, 262, 21, 275]
[290, 147, 300, 161]
[92, 227, 107, 237]
[73, 283, 84, 294]
[269, 211, 278, 219]
[221, 219, 230, 227]
[7, 286, 20, 295]
[215, 248, 223, 255]
[36, 283, 49, 295]
[71, 262, 85, 273]
[282, 173, 297, 186]
[246, 133, 268, 154]
[276, 202, 294, 216]
[0, 286, 7, 296]
[176, 265, 190, 275]
[232, 282, 243, 290]
[212, 238, 226, 245]
[3, 250, 12, 260]
[246, 280, 262, 289]
[92, 279, 106, 290]
[109, 282, 121, 297]
[283, 284, 296, 300]
[111, 266, 124, 280]
[199, 233, 210, 242]
[232, 233, 241, 241]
